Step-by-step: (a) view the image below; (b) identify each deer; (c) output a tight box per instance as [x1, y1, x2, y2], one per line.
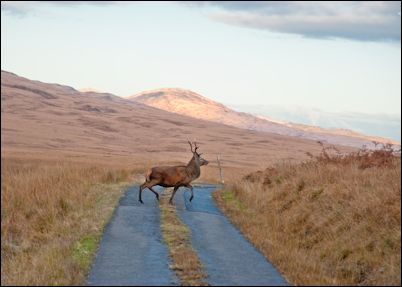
[138, 141, 209, 204]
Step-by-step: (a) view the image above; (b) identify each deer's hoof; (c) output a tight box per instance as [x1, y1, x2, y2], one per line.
[189, 196, 194, 202]
[156, 195, 160, 201]
[139, 199, 144, 204]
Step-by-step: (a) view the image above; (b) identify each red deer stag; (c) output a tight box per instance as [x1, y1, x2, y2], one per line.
[139, 141, 209, 204]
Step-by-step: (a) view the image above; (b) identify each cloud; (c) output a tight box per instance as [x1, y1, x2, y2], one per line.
[187, 1, 401, 42]
[1, 2, 35, 16]
[1, 1, 120, 16]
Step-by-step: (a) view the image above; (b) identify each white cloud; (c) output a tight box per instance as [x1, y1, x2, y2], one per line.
[187, 1, 401, 42]
[1, 1, 121, 16]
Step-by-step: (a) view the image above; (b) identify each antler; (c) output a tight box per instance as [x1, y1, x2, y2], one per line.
[194, 141, 199, 154]
[188, 139, 201, 154]
[188, 140, 194, 153]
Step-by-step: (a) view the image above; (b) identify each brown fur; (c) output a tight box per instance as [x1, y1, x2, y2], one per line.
[139, 142, 208, 204]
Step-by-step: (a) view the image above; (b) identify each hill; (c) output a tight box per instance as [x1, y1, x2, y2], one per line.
[130, 88, 398, 148]
[1, 71, 341, 179]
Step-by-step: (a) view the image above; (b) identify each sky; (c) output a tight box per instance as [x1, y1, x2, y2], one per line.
[1, 1, 401, 116]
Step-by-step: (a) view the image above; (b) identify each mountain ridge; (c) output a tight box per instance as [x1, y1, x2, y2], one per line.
[2, 70, 338, 171]
[130, 88, 399, 148]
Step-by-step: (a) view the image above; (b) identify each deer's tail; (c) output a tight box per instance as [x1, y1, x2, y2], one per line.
[145, 169, 152, 182]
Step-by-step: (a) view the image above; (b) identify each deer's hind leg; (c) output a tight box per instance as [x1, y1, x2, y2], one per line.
[148, 186, 160, 201]
[139, 183, 145, 204]
[139, 181, 160, 204]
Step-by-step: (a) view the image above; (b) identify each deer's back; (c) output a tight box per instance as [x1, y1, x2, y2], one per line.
[148, 165, 188, 186]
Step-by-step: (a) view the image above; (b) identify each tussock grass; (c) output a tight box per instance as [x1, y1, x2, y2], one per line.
[1, 157, 133, 285]
[214, 145, 401, 285]
[160, 192, 208, 286]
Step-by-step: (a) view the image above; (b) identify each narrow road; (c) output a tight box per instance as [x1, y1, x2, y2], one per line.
[175, 184, 289, 286]
[86, 186, 178, 286]
[87, 184, 288, 286]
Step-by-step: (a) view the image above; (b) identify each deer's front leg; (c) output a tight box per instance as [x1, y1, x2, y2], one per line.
[185, 184, 194, 202]
[169, 186, 179, 205]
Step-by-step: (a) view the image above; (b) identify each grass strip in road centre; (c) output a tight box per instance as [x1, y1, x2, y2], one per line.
[160, 192, 208, 286]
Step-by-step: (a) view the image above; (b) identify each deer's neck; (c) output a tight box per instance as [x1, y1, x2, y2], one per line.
[186, 156, 200, 180]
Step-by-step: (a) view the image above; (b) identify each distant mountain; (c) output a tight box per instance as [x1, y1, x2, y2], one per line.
[2, 70, 334, 169]
[79, 87, 102, 93]
[229, 104, 401, 142]
[130, 88, 399, 148]
[131, 88, 298, 135]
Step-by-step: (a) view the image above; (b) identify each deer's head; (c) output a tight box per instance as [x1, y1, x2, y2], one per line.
[188, 141, 209, 166]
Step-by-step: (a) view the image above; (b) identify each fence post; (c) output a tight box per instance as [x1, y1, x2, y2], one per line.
[217, 154, 224, 185]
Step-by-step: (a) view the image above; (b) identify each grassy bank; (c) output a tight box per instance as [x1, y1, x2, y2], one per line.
[214, 146, 401, 285]
[1, 157, 133, 285]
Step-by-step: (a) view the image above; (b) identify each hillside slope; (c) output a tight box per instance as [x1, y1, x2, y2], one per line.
[214, 148, 401, 285]
[1, 71, 340, 177]
[130, 88, 398, 148]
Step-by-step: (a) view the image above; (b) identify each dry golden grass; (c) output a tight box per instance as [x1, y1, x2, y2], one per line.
[160, 192, 208, 286]
[1, 156, 134, 285]
[214, 146, 401, 285]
